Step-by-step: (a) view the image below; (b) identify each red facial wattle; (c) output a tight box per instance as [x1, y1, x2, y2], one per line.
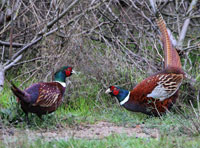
[113, 89, 119, 95]
[65, 70, 71, 76]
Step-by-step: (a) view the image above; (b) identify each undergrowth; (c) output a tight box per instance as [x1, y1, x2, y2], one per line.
[0, 72, 200, 147]
[1, 134, 200, 148]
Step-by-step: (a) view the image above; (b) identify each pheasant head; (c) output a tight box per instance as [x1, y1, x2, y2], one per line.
[54, 66, 75, 83]
[105, 86, 130, 105]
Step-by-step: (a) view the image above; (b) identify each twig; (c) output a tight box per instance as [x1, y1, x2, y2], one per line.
[0, 1, 21, 35]
[7, 0, 85, 65]
[9, 4, 14, 59]
[4, 54, 22, 70]
[177, 0, 198, 49]
[1, 46, 5, 63]
[10, 36, 43, 62]
[0, 40, 24, 47]
[148, 0, 156, 14]
[38, 0, 81, 36]
[5, 0, 105, 72]
[153, 41, 164, 62]
[182, 43, 200, 51]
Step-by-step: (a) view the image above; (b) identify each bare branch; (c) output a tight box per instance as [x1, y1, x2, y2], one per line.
[177, 0, 198, 49]
[5, 0, 82, 68]
[1, 46, 5, 63]
[0, 65, 5, 92]
[0, 0, 21, 35]
[149, 0, 157, 14]
[10, 36, 42, 62]
[4, 54, 22, 70]
[0, 40, 24, 47]
[38, 0, 81, 36]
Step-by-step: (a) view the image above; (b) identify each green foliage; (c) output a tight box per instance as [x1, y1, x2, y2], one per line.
[1, 60, 200, 147]
[0, 82, 13, 108]
[0, 97, 23, 124]
[1, 134, 200, 148]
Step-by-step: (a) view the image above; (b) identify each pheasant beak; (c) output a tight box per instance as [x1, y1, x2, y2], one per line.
[71, 70, 77, 75]
[105, 88, 111, 94]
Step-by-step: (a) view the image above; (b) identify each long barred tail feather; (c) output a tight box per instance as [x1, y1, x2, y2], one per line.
[156, 12, 182, 69]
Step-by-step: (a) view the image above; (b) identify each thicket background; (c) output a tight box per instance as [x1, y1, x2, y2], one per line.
[0, 0, 200, 145]
[1, 0, 199, 94]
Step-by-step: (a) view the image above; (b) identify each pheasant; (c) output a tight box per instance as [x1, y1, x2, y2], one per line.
[11, 66, 75, 120]
[105, 14, 184, 116]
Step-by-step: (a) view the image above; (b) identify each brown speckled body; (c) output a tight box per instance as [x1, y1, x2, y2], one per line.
[13, 82, 65, 118]
[123, 67, 184, 116]
[123, 92, 178, 116]
[11, 66, 74, 120]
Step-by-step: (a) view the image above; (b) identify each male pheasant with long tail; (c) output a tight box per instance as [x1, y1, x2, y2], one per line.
[11, 66, 75, 121]
[105, 13, 184, 116]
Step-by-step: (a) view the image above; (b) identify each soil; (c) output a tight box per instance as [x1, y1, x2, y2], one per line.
[0, 121, 159, 143]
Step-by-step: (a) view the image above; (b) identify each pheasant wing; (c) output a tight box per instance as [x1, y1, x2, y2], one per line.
[147, 74, 183, 101]
[32, 83, 62, 107]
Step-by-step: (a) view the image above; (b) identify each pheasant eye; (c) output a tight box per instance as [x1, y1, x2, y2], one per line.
[67, 67, 72, 71]
[110, 86, 116, 91]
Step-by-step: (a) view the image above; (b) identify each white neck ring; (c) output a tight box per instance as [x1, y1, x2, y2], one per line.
[120, 92, 130, 105]
[54, 81, 66, 87]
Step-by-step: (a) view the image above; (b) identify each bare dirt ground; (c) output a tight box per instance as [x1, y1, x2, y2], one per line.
[0, 121, 159, 143]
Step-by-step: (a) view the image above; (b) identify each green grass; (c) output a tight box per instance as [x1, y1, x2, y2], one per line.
[1, 74, 200, 147]
[1, 134, 200, 148]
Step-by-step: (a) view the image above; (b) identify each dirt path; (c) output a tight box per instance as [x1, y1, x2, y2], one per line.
[0, 121, 159, 143]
